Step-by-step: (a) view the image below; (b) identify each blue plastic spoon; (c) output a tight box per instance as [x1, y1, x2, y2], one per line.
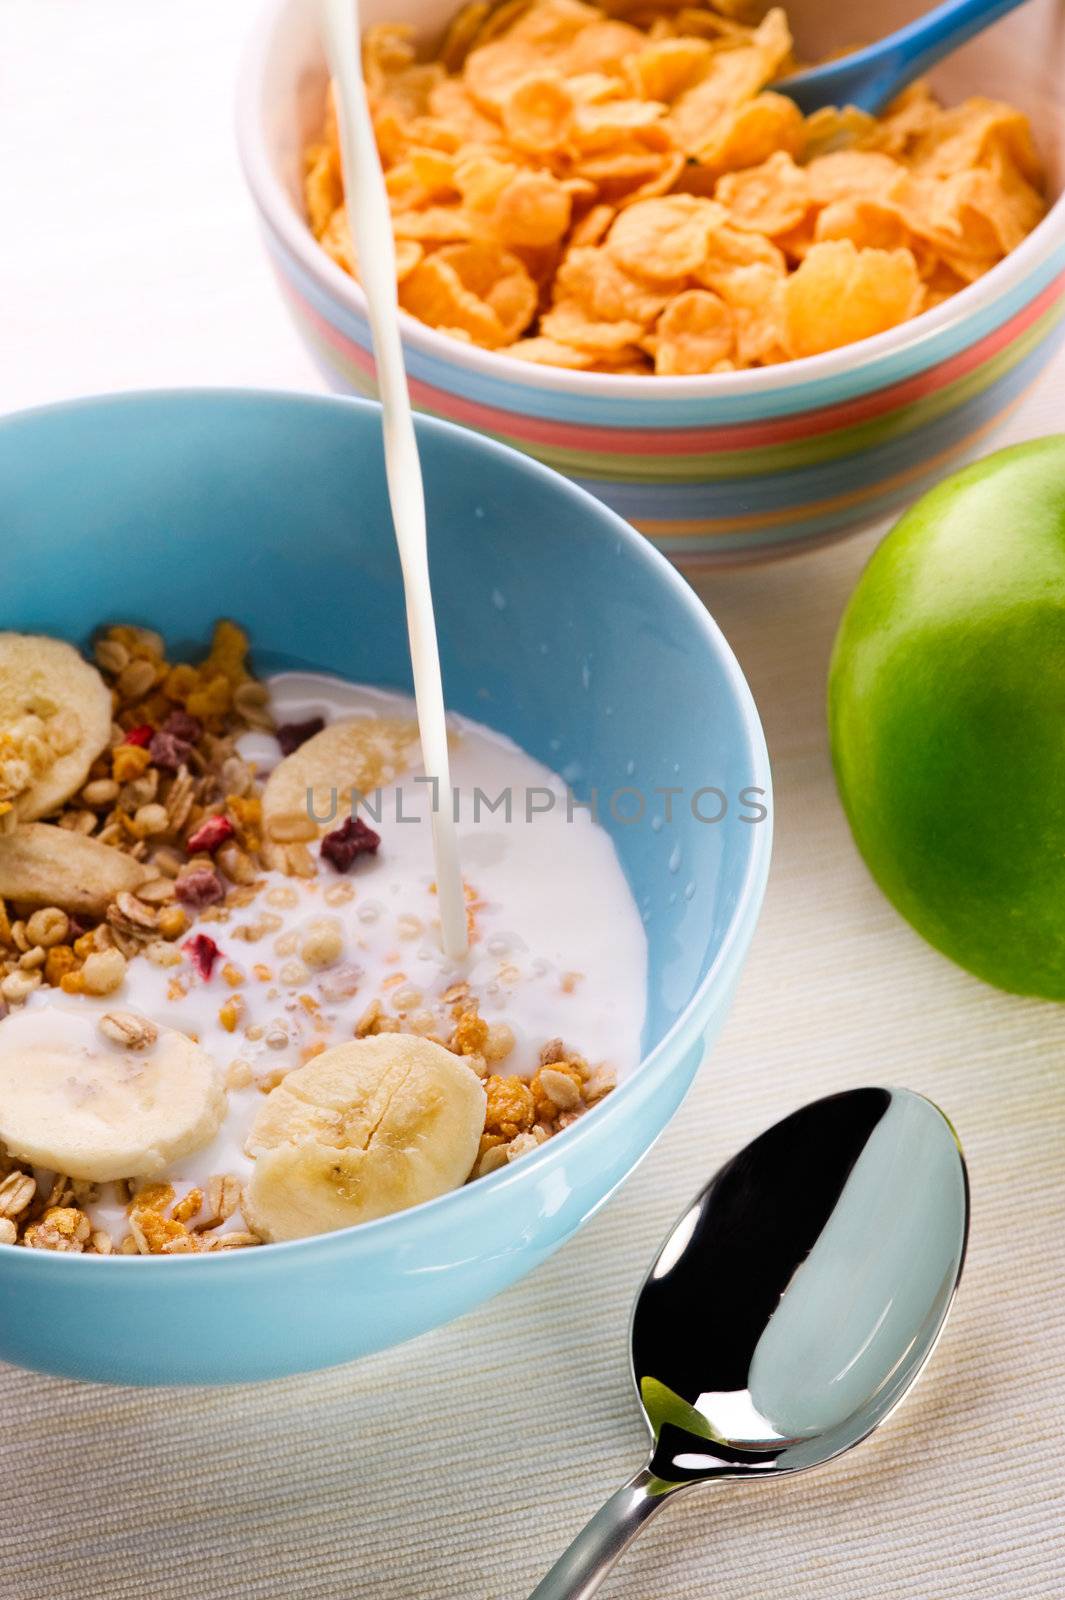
[776, 0, 1031, 115]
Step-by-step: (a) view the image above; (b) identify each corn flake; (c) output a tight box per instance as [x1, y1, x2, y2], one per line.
[716, 149, 810, 236]
[782, 239, 922, 358]
[305, 0, 1047, 373]
[606, 194, 723, 277]
[399, 254, 508, 344]
[651, 287, 735, 373]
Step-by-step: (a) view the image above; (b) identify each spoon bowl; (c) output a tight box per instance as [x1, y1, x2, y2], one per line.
[531, 1087, 968, 1598]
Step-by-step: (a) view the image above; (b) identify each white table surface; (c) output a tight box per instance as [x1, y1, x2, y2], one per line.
[1, 4, 1063, 1598]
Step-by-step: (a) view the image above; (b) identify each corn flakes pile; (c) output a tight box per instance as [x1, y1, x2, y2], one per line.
[304, 0, 1047, 374]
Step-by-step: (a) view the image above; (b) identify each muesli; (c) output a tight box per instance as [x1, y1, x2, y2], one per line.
[0, 623, 645, 1253]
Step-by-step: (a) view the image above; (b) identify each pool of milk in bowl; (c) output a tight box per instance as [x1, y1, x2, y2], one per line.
[24, 674, 648, 1243]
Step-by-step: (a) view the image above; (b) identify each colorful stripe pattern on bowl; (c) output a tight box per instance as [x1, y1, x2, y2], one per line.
[266, 224, 1065, 567]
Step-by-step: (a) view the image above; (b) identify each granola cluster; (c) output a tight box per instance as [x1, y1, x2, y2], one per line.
[0, 1157, 257, 1255]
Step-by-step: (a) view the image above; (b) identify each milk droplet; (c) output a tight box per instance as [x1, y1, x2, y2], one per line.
[625, 759, 635, 776]
[684, 880, 695, 901]
[581, 661, 591, 690]
[651, 814, 664, 834]
[491, 589, 507, 610]
[668, 891, 677, 906]
[668, 843, 682, 873]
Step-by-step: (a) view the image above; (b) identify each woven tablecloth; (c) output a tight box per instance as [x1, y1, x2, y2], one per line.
[2, 4, 1063, 1595]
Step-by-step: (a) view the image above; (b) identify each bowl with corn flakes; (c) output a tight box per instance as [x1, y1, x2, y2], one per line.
[238, 0, 1065, 566]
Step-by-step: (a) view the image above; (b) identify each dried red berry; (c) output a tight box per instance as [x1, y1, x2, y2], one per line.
[184, 932, 222, 980]
[149, 730, 192, 772]
[123, 724, 154, 748]
[276, 717, 325, 757]
[320, 816, 381, 872]
[186, 815, 235, 854]
[174, 865, 225, 909]
[162, 710, 202, 743]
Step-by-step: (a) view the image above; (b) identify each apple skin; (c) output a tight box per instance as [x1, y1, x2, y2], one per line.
[828, 435, 1065, 1000]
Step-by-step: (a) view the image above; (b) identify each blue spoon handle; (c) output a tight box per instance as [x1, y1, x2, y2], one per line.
[777, 0, 1031, 115]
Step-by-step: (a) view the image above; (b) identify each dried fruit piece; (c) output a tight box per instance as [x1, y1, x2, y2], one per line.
[184, 932, 222, 980]
[276, 717, 326, 757]
[0, 634, 112, 821]
[161, 709, 202, 743]
[320, 815, 381, 872]
[186, 814, 235, 854]
[262, 716, 418, 844]
[149, 730, 192, 771]
[174, 865, 225, 909]
[0, 824, 149, 915]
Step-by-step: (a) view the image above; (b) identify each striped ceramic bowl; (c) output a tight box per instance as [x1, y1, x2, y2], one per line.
[238, 0, 1065, 568]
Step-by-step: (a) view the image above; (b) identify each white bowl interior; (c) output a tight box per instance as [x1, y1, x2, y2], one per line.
[254, 0, 1065, 231]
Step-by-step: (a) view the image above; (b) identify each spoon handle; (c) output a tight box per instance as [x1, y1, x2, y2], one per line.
[526, 1469, 672, 1600]
[778, 0, 1029, 113]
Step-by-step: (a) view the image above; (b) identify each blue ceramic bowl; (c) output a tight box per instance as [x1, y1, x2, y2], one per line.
[0, 391, 770, 1385]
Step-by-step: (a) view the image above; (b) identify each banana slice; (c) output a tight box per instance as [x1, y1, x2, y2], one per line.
[0, 823, 150, 915]
[0, 634, 112, 821]
[262, 716, 419, 843]
[244, 1035, 486, 1241]
[0, 1004, 227, 1182]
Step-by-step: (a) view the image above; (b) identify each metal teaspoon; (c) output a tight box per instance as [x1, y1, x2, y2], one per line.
[529, 1086, 969, 1599]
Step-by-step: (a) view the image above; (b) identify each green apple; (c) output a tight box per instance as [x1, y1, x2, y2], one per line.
[828, 435, 1065, 999]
